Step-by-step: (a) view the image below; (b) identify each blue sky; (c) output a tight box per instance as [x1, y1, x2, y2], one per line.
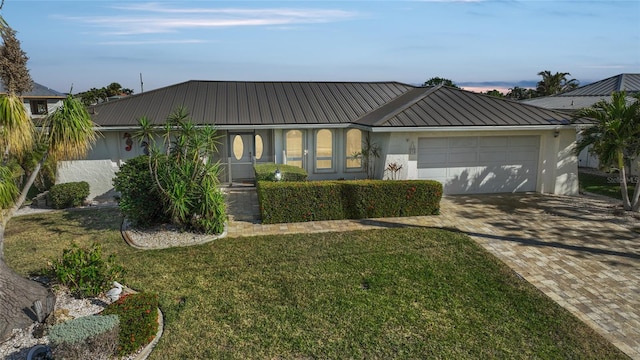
[2, 0, 639, 94]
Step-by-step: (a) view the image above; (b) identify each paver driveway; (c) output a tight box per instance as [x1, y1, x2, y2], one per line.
[225, 189, 640, 359]
[444, 194, 640, 360]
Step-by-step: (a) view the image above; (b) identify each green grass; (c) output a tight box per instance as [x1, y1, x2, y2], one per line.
[5, 208, 628, 359]
[579, 171, 636, 200]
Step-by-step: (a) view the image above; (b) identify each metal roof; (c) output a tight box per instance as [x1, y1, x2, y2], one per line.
[522, 73, 640, 110]
[560, 73, 640, 96]
[90, 81, 414, 127]
[356, 86, 575, 128]
[89, 80, 576, 130]
[0, 82, 65, 98]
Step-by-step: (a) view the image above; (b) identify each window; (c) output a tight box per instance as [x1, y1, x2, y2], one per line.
[255, 134, 263, 160]
[232, 135, 244, 160]
[285, 130, 303, 168]
[30, 100, 47, 115]
[316, 129, 333, 170]
[345, 129, 362, 169]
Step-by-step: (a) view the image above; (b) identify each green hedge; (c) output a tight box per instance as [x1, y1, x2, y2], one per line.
[254, 163, 308, 182]
[258, 180, 442, 224]
[47, 181, 90, 209]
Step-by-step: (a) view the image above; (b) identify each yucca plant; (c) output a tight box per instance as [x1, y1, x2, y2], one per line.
[132, 106, 227, 234]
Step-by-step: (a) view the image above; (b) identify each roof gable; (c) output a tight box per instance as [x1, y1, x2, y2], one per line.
[558, 73, 640, 96]
[357, 86, 574, 128]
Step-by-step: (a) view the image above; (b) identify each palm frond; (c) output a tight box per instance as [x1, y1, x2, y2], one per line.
[0, 94, 34, 157]
[46, 94, 99, 162]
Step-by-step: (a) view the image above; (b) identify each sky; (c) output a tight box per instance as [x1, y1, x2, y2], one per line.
[2, 0, 639, 94]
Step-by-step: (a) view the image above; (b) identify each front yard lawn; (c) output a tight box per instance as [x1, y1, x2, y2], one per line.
[5, 207, 627, 359]
[579, 171, 636, 200]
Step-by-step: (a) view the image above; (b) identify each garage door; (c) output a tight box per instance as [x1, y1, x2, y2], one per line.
[417, 136, 539, 194]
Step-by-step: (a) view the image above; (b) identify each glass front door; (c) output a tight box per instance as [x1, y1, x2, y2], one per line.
[229, 133, 255, 180]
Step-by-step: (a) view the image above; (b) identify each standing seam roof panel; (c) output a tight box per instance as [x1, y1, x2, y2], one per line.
[316, 83, 346, 120]
[191, 82, 209, 124]
[442, 90, 503, 126]
[309, 84, 345, 123]
[311, 84, 335, 123]
[293, 83, 318, 124]
[331, 84, 363, 120]
[427, 91, 477, 126]
[236, 83, 251, 125]
[284, 83, 316, 124]
[255, 83, 275, 125]
[319, 83, 356, 122]
[203, 83, 218, 124]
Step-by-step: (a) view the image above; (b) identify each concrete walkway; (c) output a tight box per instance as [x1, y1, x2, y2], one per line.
[225, 187, 640, 359]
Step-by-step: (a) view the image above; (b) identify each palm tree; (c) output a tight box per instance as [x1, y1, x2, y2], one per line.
[575, 91, 640, 212]
[536, 70, 579, 96]
[0, 14, 98, 339]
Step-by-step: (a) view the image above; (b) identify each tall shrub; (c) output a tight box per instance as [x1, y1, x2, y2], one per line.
[113, 155, 168, 227]
[126, 106, 227, 234]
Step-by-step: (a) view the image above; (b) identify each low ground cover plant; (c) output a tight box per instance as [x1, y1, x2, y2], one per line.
[48, 314, 119, 359]
[101, 292, 159, 356]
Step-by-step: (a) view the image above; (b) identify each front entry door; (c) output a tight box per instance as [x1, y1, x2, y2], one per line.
[230, 133, 255, 181]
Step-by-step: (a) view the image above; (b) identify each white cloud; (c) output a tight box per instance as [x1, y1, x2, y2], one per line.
[98, 39, 210, 46]
[65, 3, 359, 36]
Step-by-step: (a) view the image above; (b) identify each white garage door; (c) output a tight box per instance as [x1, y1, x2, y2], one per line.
[417, 136, 539, 194]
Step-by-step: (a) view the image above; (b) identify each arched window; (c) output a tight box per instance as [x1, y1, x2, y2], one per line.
[285, 130, 303, 168]
[316, 129, 333, 170]
[346, 129, 362, 169]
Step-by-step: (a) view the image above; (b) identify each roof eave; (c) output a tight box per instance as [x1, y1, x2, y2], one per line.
[366, 124, 578, 133]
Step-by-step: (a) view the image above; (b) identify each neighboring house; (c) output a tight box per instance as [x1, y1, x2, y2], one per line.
[0, 82, 65, 119]
[58, 81, 581, 200]
[523, 73, 640, 173]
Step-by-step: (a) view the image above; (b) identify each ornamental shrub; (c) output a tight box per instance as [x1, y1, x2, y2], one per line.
[102, 292, 159, 356]
[113, 155, 169, 227]
[49, 314, 119, 359]
[50, 243, 125, 298]
[47, 181, 90, 209]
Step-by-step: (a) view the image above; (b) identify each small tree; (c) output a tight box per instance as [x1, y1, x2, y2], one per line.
[0, 9, 98, 339]
[423, 77, 460, 88]
[506, 86, 536, 100]
[575, 91, 640, 212]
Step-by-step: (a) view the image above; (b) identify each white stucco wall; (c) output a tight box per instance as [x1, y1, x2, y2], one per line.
[56, 159, 120, 201]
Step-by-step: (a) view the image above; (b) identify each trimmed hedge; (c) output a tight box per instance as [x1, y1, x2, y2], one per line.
[258, 180, 442, 224]
[254, 163, 308, 182]
[47, 181, 90, 209]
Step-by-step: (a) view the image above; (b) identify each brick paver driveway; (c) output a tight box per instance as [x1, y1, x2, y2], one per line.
[444, 194, 640, 359]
